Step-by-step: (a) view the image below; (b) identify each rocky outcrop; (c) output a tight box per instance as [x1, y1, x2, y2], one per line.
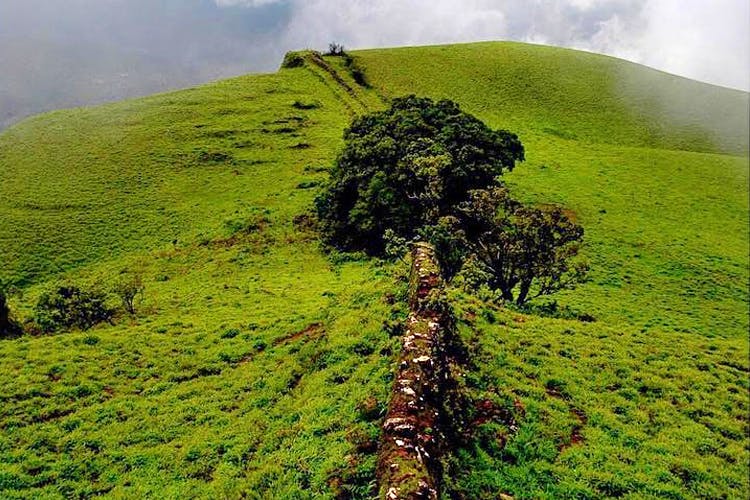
[377, 243, 451, 499]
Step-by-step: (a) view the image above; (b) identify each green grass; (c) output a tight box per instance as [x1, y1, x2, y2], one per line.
[444, 299, 748, 499]
[0, 42, 748, 498]
[1, 54, 399, 498]
[0, 66, 351, 285]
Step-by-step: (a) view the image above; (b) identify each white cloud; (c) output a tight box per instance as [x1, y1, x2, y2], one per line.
[213, 0, 281, 6]
[635, 0, 749, 90]
[1, 0, 746, 131]
[260, 0, 749, 90]
[275, 0, 507, 49]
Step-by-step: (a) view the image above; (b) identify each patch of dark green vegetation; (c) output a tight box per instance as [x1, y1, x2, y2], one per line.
[32, 284, 115, 334]
[281, 51, 305, 69]
[292, 100, 320, 110]
[325, 42, 371, 88]
[0, 280, 22, 339]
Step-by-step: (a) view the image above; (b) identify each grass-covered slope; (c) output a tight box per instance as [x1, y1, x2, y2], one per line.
[0, 54, 397, 498]
[356, 41, 749, 156]
[0, 42, 748, 499]
[0, 56, 379, 286]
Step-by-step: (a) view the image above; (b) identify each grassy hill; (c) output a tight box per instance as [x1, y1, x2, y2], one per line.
[0, 42, 747, 498]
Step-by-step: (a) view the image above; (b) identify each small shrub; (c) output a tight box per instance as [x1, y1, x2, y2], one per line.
[342, 53, 370, 87]
[0, 279, 22, 339]
[34, 284, 114, 333]
[296, 180, 320, 189]
[419, 216, 467, 281]
[383, 318, 404, 337]
[281, 51, 305, 68]
[82, 335, 100, 346]
[221, 328, 240, 339]
[326, 42, 346, 56]
[350, 68, 369, 87]
[113, 272, 144, 315]
[383, 229, 408, 262]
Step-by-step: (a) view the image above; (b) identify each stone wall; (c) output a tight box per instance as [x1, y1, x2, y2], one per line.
[377, 243, 450, 499]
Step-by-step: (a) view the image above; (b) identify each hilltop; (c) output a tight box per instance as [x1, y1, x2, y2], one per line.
[0, 42, 747, 498]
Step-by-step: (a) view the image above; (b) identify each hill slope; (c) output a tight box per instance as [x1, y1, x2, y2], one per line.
[357, 41, 750, 156]
[0, 42, 748, 499]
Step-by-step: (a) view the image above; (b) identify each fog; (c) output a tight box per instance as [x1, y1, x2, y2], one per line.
[1, 0, 747, 129]
[0, 0, 291, 128]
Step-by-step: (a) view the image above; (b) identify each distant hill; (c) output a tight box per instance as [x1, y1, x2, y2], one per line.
[0, 42, 747, 499]
[357, 41, 749, 156]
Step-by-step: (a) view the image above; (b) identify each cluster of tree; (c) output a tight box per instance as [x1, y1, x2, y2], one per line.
[316, 95, 588, 306]
[0, 272, 144, 339]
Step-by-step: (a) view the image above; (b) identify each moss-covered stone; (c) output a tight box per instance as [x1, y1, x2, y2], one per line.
[377, 243, 450, 499]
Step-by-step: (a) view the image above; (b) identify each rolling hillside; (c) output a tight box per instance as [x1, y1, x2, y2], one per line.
[0, 42, 747, 499]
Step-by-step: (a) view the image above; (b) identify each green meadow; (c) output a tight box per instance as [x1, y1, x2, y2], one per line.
[0, 42, 748, 498]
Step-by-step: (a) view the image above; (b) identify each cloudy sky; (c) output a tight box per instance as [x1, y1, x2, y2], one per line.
[1, 0, 748, 128]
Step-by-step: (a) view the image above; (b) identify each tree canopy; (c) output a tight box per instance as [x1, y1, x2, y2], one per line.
[459, 187, 589, 305]
[316, 95, 524, 254]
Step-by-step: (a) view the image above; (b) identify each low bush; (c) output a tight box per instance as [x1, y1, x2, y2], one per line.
[281, 51, 305, 69]
[34, 284, 114, 333]
[292, 100, 320, 110]
[113, 272, 145, 315]
[325, 42, 346, 56]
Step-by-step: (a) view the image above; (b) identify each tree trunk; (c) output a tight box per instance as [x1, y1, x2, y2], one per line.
[500, 286, 514, 302]
[516, 280, 531, 306]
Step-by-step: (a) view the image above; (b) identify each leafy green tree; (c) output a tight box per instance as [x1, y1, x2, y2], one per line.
[326, 42, 346, 56]
[417, 216, 467, 281]
[459, 187, 589, 306]
[316, 95, 524, 254]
